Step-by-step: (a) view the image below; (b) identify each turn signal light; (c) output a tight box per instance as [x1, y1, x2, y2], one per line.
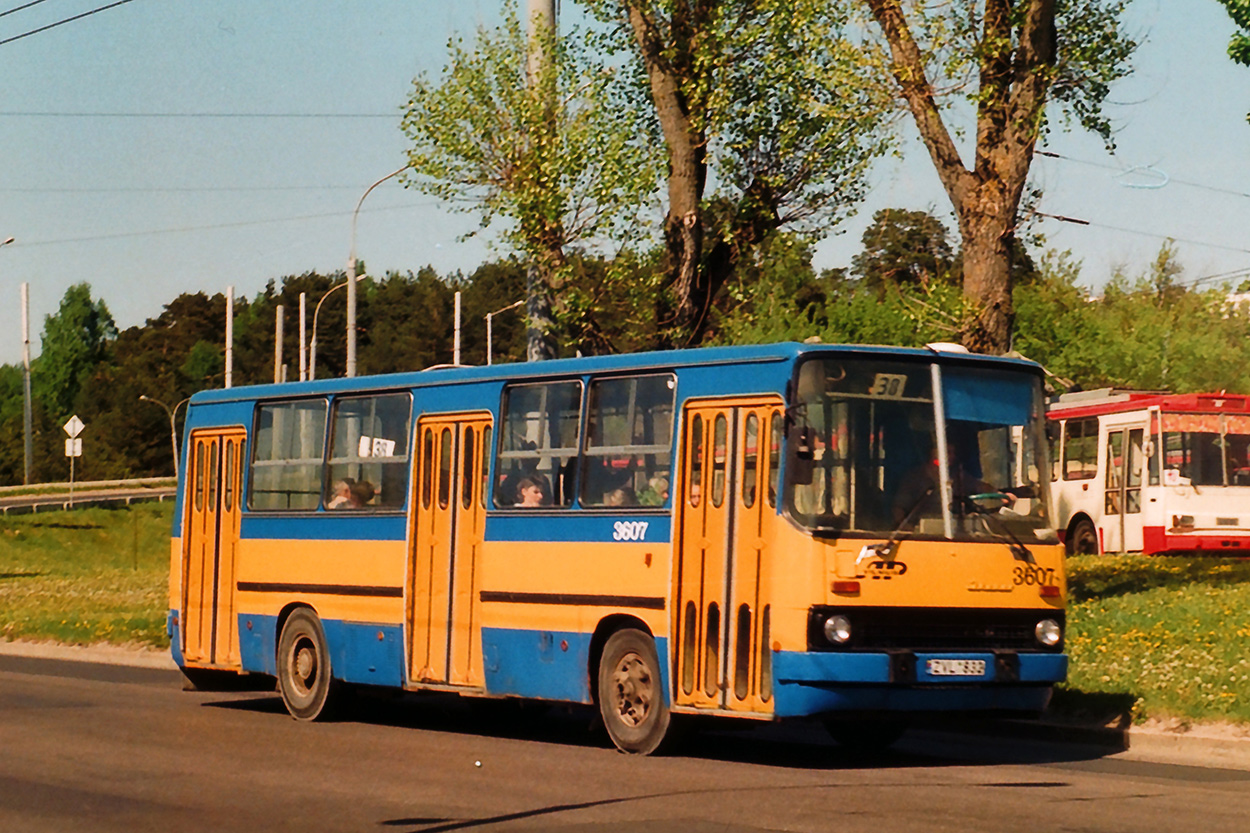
[832, 580, 860, 595]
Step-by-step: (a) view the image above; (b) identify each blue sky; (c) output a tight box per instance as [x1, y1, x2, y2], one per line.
[1, 0, 1248, 367]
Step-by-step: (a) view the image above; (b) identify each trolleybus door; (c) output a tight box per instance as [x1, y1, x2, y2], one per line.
[181, 428, 246, 667]
[674, 398, 782, 713]
[408, 414, 491, 687]
[1102, 426, 1146, 553]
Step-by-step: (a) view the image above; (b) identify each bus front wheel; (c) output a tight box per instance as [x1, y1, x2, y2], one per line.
[1067, 517, 1099, 556]
[597, 628, 671, 755]
[277, 608, 340, 721]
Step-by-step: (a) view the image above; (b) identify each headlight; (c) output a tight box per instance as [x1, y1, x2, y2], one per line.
[1035, 618, 1062, 647]
[823, 614, 852, 645]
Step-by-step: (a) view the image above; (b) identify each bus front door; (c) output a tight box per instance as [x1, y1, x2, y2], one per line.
[408, 414, 492, 688]
[1102, 426, 1146, 553]
[181, 429, 246, 668]
[673, 398, 782, 714]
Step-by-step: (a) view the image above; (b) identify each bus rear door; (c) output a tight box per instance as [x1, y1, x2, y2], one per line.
[673, 398, 782, 715]
[181, 428, 246, 668]
[407, 414, 492, 687]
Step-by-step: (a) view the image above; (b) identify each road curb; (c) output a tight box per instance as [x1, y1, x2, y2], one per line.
[0, 639, 176, 670]
[929, 716, 1250, 770]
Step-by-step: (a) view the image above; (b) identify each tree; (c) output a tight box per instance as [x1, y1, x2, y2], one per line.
[401, 6, 659, 359]
[586, 0, 893, 347]
[1216, 1, 1250, 119]
[861, 1, 1136, 354]
[35, 283, 117, 419]
[852, 208, 956, 292]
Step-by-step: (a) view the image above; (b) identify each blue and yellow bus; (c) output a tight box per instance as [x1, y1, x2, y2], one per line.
[170, 341, 1067, 754]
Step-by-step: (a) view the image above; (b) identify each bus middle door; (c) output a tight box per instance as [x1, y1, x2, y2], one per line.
[408, 414, 491, 688]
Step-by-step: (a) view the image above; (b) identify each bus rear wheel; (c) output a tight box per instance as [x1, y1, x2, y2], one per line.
[1067, 517, 1099, 556]
[597, 628, 671, 755]
[277, 608, 340, 721]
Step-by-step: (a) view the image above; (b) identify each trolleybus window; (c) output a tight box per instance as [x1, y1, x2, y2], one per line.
[325, 392, 411, 510]
[496, 380, 582, 508]
[1156, 413, 1250, 487]
[1062, 418, 1098, 481]
[580, 374, 675, 507]
[250, 400, 327, 511]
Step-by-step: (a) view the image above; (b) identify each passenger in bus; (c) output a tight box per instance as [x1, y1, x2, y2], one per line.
[327, 478, 356, 509]
[349, 480, 376, 508]
[604, 486, 637, 506]
[515, 476, 551, 507]
[892, 441, 1013, 524]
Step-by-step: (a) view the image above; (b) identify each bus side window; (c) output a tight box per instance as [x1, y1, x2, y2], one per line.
[325, 392, 412, 510]
[495, 380, 582, 508]
[250, 400, 327, 511]
[580, 374, 675, 508]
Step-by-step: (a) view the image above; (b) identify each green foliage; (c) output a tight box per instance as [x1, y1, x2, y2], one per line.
[1016, 244, 1250, 393]
[35, 283, 117, 421]
[1217, 0, 1250, 65]
[403, 6, 659, 248]
[852, 208, 956, 292]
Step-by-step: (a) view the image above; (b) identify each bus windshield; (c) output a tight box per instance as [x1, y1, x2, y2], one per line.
[1157, 413, 1250, 486]
[786, 357, 1053, 541]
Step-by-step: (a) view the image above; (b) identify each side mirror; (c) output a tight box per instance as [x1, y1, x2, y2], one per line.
[790, 427, 815, 485]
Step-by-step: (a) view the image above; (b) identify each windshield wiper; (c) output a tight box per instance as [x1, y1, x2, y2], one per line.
[860, 486, 934, 562]
[961, 492, 1034, 562]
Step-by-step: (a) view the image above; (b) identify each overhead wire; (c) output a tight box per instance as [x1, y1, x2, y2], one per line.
[0, 0, 139, 47]
[0, 0, 55, 20]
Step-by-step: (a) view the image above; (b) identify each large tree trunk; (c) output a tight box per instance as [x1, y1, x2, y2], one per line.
[627, 3, 709, 348]
[958, 186, 1017, 354]
[865, 0, 1056, 356]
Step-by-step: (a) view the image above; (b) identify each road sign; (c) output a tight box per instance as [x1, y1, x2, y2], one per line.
[65, 438, 82, 457]
[63, 415, 85, 438]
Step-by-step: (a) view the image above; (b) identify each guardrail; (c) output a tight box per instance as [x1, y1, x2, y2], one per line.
[0, 479, 177, 516]
[0, 476, 176, 496]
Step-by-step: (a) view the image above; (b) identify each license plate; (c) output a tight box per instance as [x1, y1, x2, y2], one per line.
[925, 659, 986, 677]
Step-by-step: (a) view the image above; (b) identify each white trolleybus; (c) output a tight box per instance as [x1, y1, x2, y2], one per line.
[1049, 389, 1250, 555]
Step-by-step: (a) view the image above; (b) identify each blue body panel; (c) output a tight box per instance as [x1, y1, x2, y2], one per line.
[771, 650, 1067, 717]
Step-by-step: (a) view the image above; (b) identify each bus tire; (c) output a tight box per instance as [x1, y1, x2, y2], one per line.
[276, 608, 340, 721]
[823, 717, 908, 753]
[1067, 517, 1099, 556]
[597, 628, 670, 755]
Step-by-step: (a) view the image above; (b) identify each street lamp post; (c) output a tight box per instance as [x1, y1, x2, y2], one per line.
[308, 276, 365, 381]
[485, 299, 524, 366]
[347, 165, 407, 378]
[139, 395, 191, 479]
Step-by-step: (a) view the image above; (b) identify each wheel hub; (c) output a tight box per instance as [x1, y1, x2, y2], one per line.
[612, 652, 652, 727]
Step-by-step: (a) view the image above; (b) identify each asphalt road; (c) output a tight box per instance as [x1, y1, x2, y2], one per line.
[2, 655, 1249, 833]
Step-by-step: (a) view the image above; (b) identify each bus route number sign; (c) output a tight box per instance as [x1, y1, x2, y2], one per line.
[869, 373, 907, 398]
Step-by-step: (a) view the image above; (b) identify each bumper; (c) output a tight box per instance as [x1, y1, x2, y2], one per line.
[771, 650, 1067, 718]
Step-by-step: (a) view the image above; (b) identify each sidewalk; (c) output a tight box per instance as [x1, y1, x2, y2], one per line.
[3, 639, 1248, 770]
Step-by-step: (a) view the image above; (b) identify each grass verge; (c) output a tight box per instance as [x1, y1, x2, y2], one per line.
[0, 503, 171, 648]
[1057, 553, 1250, 726]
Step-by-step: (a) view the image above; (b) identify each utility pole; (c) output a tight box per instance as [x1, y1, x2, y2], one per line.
[274, 304, 285, 383]
[21, 280, 32, 485]
[347, 166, 407, 378]
[225, 286, 234, 389]
[525, 0, 558, 362]
[298, 292, 307, 381]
